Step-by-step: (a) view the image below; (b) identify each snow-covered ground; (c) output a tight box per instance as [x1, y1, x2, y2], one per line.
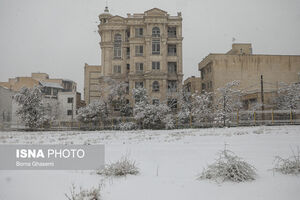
[1, 125, 300, 200]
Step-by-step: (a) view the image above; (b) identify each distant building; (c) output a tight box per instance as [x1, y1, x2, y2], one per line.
[198, 43, 300, 110]
[0, 72, 77, 93]
[0, 86, 15, 123]
[183, 76, 201, 94]
[84, 7, 183, 109]
[0, 73, 83, 122]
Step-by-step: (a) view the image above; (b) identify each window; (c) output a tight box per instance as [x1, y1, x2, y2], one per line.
[113, 65, 121, 74]
[67, 110, 73, 116]
[125, 29, 130, 41]
[114, 34, 122, 58]
[152, 62, 160, 70]
[135, 28, 143, 37]
[168, 62, 177, 74]
[67, 97, 73, 103]
[152, 39, 160, 54]
[53, 88, 58, 96]
[44, 87, 51, 95]
[135, 81, 144, 88]
[126, 64, 130, 71]
[168, 80, 177, 92]
[135, 45, 143, 56]
[201, 69, 205, 80]
[168, 99, 178, 109]
[126, 47, 130, 58]
[113, 103, 120, 111]
[168, 44, 177, 56]
[152, 81, 160, 92]
[135, 63, 144, 73]
[168, 27, 176, 38]
[126, 82, 129, 94]
[152, 27, 160, 37]
[201, 83, 206, 93]
[152, 99, 160, 105]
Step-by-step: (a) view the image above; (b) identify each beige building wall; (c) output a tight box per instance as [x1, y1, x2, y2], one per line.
[183, 76, 201, 94]
[198, 43, 300, 109]
[84, 64, 102, 103]
[0, 73, 77, 93]
[84, 7, 183, 106]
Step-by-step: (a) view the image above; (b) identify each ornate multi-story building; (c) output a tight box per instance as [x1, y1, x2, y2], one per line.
[84, 7, 183, 108]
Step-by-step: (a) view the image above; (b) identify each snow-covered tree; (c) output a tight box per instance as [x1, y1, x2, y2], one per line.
[177, 90, 192, 124]
[276, 82, 300, 110]
[133, 88, 174, 129]
[77, 100, 108, 123]
[192, 92, 214, 124]
[101, 77, 132, 116]
[14, 86, 50, 129]
[215, 80, 242, 126]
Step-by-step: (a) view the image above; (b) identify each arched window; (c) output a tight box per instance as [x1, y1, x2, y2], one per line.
[152, 27, 160, 37]
[114, 34, 122, 58]
[152, 81, 160, 92]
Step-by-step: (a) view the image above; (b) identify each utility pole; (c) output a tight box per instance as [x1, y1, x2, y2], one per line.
[261, 75, 265, 122]
[223, 95, 226, 127]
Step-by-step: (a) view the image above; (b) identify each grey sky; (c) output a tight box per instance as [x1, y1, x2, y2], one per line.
[0, 0, 300, 95]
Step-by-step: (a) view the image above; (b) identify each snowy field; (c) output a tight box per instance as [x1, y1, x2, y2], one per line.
[0, 125, 300, 200]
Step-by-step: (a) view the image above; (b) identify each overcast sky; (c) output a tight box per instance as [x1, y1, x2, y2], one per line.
[0, 0, 300, 95]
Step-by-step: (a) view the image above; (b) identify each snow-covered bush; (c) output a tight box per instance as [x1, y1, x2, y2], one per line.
[14, 86, 51, 129]
[65, 183, 102, 200]
[273, 147, 300, 175]
[198, 147, 257, 182]
[275, 82, 300, 110]
[77, 100, 108, 123]
[118, 122, 137, 130]
[97, 156, 139, 177]
[133, 88, 174, 129]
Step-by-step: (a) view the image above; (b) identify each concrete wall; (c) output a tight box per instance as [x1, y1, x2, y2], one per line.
[199, 51, 300, 109]
[0, 87, 15, 122]
[57, 92, 77, 121]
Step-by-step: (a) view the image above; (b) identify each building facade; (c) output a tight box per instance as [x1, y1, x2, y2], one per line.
[84, 7, 183, 107]
[0, 73, 82, 122]
[0, 72, 77, 93]
[0, 86, 15, 123]
[183, 76, 201, 94]
[198, 43, 300, 110]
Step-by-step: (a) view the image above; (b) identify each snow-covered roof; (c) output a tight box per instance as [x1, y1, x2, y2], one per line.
[39, 81, 64, 89]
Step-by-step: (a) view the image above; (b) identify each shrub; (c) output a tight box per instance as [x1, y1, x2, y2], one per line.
[97, 156, 139, 177]
[65, 183, 102, 200]
[118, 122, 137, 130]
[198, 147, 257, 183]
[273, 147, 300, 175]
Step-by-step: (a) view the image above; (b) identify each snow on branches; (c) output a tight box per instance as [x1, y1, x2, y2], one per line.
[133, 87, 174, 129]
[215, 80, 242, 126]
[276, 82, 300, 110]
[77, 100, 108, 123]
[14, 86, 51, 129]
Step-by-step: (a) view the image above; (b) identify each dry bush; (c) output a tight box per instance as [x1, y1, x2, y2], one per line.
[65, 183, 102, 200]
[198, 147, 257, 183]
[97, 156, 139, 177]
[273, 147, 300, 175]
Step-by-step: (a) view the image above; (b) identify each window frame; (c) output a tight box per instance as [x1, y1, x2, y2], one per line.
[135, 45, 144, 56]
[152, 61, 160, 70]
[152, 81, 160, 92]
